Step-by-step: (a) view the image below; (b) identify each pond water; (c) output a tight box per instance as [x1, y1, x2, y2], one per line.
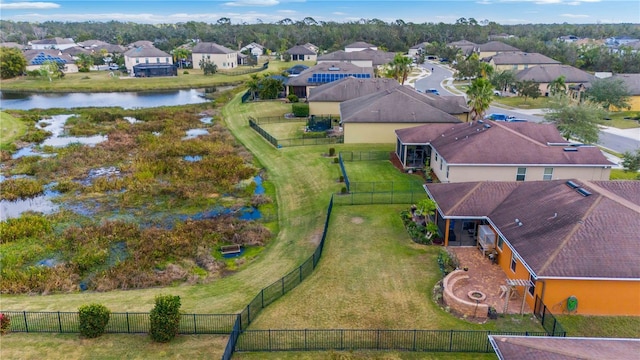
[0, 89, 210, 110]
[183, 128, 209, 140]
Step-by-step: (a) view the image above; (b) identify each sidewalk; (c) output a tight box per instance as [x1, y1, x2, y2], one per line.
[599, 125, 640, 142]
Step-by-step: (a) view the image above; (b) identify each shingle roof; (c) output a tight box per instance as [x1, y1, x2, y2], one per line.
[308, 77, 400, 102]
[489, 336, 640, 360]
[286, 45, 317, 55]
[318, 49, 395, 66]
[128, 40, 154, 48]
[0, 42, 26, 50]
[612, 73, 640, 95]
[286, 62, 373, 87]
[477, 41, 520, 52]
[397, 121, 610, 166]
[62, 46, 92, 56]
[124, 46, 171, 58]
[410, 42, 429, 49]
[192, 42, 237, 54]
[345, 41, 376, 49]
[448, 40, 477, 47]
[23, 49, 75, 64]
[425, 179, 640, 278]
[78, 40, 109, 48]
[516, 64, 595, 84]
[490, 52, 560, 65]
[340, 86, 463, 124]
[31, 37, 75, 45]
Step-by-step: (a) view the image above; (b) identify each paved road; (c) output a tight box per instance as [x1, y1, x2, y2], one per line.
[413, 62, 639, 153]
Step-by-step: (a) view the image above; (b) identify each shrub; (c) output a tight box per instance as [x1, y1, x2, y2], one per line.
[149, 295, 181, 343]
[183, 71, 189, 75]
[329, 147, 335, 156]
[333, 157, 339, 163]
[287, 94, 299, 103]
[291, 103, 309, 117]
[340, 186, 348, 194]
[78, 303, 111, 338]
[339, 175, 344, 182]
[0, 313, 11, 335]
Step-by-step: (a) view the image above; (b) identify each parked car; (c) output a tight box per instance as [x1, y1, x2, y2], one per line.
[493, 90, 501, 96]
[484, 113, 509, 121]
[108, 64, 120, 71]
[426, 88, 440, 95]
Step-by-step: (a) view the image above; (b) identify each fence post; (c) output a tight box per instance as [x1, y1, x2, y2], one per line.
[261, 289, 264, 308]
[126, 312, 130, 333]
[193, 314, 197, 334]
[376, 329, 380, 350]
[552, 317, 557, 336]
[269, 329, 272, 351]
[449, 330, 453, 352]
[281, 277, 285, 295]
[413, 329, 417, 351]
[58, 311, 62, 333]
[247, 305, 251, 325]
[23, 311, 28, 333]
[304, 329, 307, 350]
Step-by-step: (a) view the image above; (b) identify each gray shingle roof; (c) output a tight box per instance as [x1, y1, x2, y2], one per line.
[340, 86, 463, 124]
[345, 41, 376, 49]
[612, 73, 640, 95]
[397, 120, 611, 166]
[425, 179, 640, 278]
[318, 49, 395, 66]
[286, 62, 373, 87]
[124, 46, 171, 58]
[192, 42, 236, 54]
[490, 52, 560, 65]
[31, 37, 75, 45]
[308, 77, 400, 102]
[477, 41, 520, 52]
[286, 45, 317, 55]
[516, 64, 595, 84]
[23, 49, 75, 64]
[448, 40, 477, 47]
[489, 336, 640, 360]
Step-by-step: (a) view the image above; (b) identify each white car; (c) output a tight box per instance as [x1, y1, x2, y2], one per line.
[493, 90, 501, 96]
[108, 64, 120, 71]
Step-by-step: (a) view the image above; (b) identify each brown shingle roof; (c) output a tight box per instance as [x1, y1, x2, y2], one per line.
[612, 73, 640, 95]
[490, 52, 560, 65]
[477, 41, 519, 52]
[192, 42, 236, 54]
[398, 121, 610, 166]
[340, 86, 463, 124]
[286, 62, 373, 87]
[308, 77, 400, 102]
[489, 336, 640, 360]
[425, 180, 640, 278]
[516, 64, 595, 84]
[31, 37, 75, 45]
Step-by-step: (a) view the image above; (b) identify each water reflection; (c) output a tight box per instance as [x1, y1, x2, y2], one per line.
[0, 195, 59, 221]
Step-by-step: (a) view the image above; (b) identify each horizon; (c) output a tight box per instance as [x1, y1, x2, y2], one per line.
[0, 0, 639, 25]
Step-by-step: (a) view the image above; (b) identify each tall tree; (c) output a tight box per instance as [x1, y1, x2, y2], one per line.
[547, 75, 567, 96]
[258, 77, 284, 99]
[621, 149, 640, 176]
[172, 47, 190, 68]
[517, 80, 542, 102]
[0, 46, 27, 79]
[490, 70, 517, 93]
[584, 77, 631, 111]
[466, 77, 494, 120]
[387, 53, 413, 85]
[76, 53, 93, 72]
[544, 95, 605, 144]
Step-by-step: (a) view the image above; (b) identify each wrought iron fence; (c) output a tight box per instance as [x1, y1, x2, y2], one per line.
[339, 151, 391, 162]
[248, 116, 343, 148]
[332, 191, 427, 206]
[235, 329, 551, 353]
[220, 62, 269, 76]
[534, 296, 566, 337]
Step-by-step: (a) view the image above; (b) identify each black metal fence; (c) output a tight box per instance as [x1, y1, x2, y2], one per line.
[534, 296, 566, 336]
[333, 191, 426, 205]
[339, 151, 391, 162]
[235, 329, 551, 353]
[220, 62, 269, 76]
[1, 311, 237, 334]
[248, 116, 343, 148]
[241, 90, 251, 103]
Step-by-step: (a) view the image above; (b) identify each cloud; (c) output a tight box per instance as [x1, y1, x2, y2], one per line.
[561, 13, 590, 17]
[498, 0, 600, 3]
[0, 1, 60, 10]
[223, 0, 279, 7]
[277, 9, 297, 14]
[332, 11, 346, 15]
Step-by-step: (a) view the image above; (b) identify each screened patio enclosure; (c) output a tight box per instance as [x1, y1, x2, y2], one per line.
[395, 139, 431, 169]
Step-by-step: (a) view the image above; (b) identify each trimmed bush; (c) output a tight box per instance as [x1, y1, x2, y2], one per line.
[78, 303, 111, 338]
[0, 313, 10, 335]
[287, 94, 299, 103]
[291, 103, 309, 117]
[149, 295, 181, 343]
[333, 157, 339, 163]
[329, 148, 335, 156]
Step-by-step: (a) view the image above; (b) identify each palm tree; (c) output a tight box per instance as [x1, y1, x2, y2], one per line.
[547, 75, 567, 96]
[466, 78, 494, 120]
[387, 53, 413, 85]
[478, 62, 494, 79]
[246, 74, 260, 100]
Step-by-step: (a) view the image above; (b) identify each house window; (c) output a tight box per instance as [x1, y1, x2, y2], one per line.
[528, 274, 536, 296]
[516, 167, 526, 181]
[165, 57, 169, 63]
[510, 253, 517, 272]
[156, 58, 160, 62]
[440, 161, 443, 171]
[446, 166, 450, 179]
[435, 153, 438, 162]
[512, 65, 518, 70]
[136, 59, 139, 64]
[543, 168, 553, 180]
[145, 58, 149, 64]
[497, 236, 504, 250]
[524, 64, 529, 69]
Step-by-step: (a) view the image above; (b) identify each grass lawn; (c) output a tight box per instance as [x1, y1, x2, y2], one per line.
[604, 111, 640, 129]
[258, 121, 307, 139]
[235, 352, 497, 359]
[557, 315, 640, 338]
[0, 333, 228, 360]
[493, 96, 552, 109]
[0, 111, 26, 150]
[610, 169, 640, 180]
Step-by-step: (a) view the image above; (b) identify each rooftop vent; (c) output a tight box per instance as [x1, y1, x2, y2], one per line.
[576, 188, 592, 197]
[328, 66, 340, 71]
[484, 124, 491, 128]
[478, 119, 484, 124]
[566, 180, 580, 189]
[563, 147, 578, 152]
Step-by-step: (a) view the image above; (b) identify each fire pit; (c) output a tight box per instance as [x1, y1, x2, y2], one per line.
[467, 290, 487, 302]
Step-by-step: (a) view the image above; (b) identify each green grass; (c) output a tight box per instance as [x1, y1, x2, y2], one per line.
[258, 121, 306, 139]
[557, 315, 640, 338]
[235, 352, 497, 359]
[0, 111, 26, 150]
[610, 168, 640, 180]
[493, 96, 552, 109]
[604, 111, 640, 129]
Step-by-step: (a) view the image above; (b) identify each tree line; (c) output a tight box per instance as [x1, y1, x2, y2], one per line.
[1, 19, 639, 71]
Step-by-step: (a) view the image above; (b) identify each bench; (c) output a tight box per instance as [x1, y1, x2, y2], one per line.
[220, 244, 242, 255]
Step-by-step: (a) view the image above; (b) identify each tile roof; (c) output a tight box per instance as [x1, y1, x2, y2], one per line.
[612, 73, 640, 95]
[477, 41, 520, 52]
[308, 77, 400, 102]
[192, 42, 237, 54]
[124, 46, 171, 58]
[490, 52, 560, 65]
[340, 86, 463, 124]
[318, 49, 395, 66]
[345, 41, 376, 49]
[425, 179, 640, 278]
[489, 336, 640, 360]
[397, 121, 611, 166]
[286, 45, 317, 55]
[516, 65, 595, 84]
[285, 62, 373, 87]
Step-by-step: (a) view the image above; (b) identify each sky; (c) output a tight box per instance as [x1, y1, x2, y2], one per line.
[0, 0, 639, 25]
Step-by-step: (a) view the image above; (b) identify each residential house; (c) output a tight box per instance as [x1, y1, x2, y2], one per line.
[127, 40, 154, 49]
[395, 120, 612, 178]
[477, 41, 520, 59]
[0, 42, 26, 50]
[284, 44, 317, 62]
[488, 34, 515, 41]
[191, 42, 238, 70]
[408, 42, 429, 57]
[557, 35, 579, 43]
[23, 49, 78, 73]
[344, 41, 377, 52]
[62, 46, 92, 57]
[308, 77, 400, 115]
[285, 62, 373, 98]
[447, 40, 477, 56]
[317, 49, 395, 68]
[29, 37, 77, 50]
[124, 46, 173, 73]
[489, 336, 640, 359]
[488, 52, 560, 71]
[303, 43, 319, 53]
[77, 40, 110, 49]
[240, 42, 264, 57]
[340, 86, 465, 144]
[424, 179, 640, 316]
[515, 64, 595, 97]
[612, 73, 640, 111]
[605, 36, 640, 46]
